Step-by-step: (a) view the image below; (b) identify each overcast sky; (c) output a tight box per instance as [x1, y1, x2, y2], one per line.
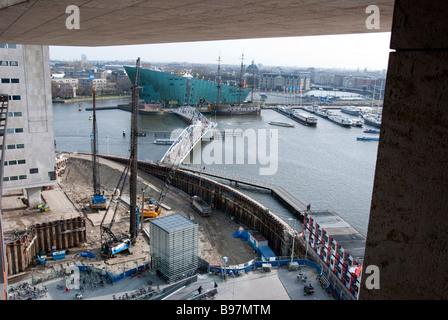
[50, 32, 391, 70]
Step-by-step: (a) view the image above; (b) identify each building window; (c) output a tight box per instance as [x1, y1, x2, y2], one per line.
[3, 177, 9, 182]
[9, 176, 18, 181]
[13, 112, 22, 117]
[8, 160, 17, 165]
[19, 175, 27, 180]
[0, 61, 8, 66]
[1, 78, 10, 83]
[9, 61, 18, 66]
[15, 128, 23, 133]
[6, 144, 15, 149]
[30, 168, 39, 174]
[7, 44, 16, 49]
[12, 95, 21, 100]
[6, 128, 14, 134]
[16, 144, 24, 149]
[18, 159, 26, 164]
[11, 78, 19, 83]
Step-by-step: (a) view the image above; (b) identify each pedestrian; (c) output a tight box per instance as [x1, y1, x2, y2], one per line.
[214, 281, 218, 288]
[197, 285, 202, 294]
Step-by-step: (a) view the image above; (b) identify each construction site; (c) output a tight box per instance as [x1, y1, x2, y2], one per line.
[1, 61, 318, 301]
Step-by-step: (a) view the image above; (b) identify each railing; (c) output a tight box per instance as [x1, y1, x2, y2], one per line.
[161, 106, 216, 164]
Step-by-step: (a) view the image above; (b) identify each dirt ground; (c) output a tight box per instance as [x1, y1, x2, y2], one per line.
[57, 153, 257, 270]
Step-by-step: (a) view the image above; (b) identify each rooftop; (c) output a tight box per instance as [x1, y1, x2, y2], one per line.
[149, 212, 197, 233]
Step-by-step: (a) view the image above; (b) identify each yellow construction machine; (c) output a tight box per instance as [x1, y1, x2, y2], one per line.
[137, 196, 161, 219]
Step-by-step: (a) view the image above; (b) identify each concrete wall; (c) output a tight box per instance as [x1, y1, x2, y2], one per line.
[360, 0, 448, 299]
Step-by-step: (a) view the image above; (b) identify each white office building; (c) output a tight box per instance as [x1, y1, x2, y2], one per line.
[0, 44, 56, 206]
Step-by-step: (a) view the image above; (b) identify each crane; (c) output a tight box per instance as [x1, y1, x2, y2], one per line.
[100, 162, 132, 258]
[129, 57, 141, 243]
[100, 57, 141, 258]
[91, 87, 106, 210]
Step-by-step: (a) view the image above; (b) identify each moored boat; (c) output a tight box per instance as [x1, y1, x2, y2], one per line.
[209, 102, 261, 116]
[154, 138, 175, 145]
[357, 136, 379, 141]
[276, 105, 292, 115]
[292, 111, 317, 126]
[301, 105, 315, 114]
[363, 128, 380, 134]
[362, 113, 382, 128]
[327, 114, 351, 127]
[350, 119, 363, 127]
[313, 106, 328, 119]
[341, 106, 360, 116]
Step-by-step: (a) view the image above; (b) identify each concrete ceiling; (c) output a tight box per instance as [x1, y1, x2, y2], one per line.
[0, 0, 394, 47]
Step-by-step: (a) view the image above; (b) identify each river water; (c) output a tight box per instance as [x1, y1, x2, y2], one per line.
[53, 94, 378, 237]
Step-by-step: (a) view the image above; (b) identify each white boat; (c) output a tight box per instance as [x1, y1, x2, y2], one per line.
[276, 105, 292, 115]
[363, 113, 382, 128]
[292, 111, 317, 126]
[341, 106, 360, 116]
[301, 105, 315, 114]
[350, 119, 363, 127]
[327, 114, 352, 127]
[313, 106, 328, 119]
[154, 139, 175, 145]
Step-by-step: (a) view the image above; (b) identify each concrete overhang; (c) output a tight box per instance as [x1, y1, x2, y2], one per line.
[0, 0, 393, 47]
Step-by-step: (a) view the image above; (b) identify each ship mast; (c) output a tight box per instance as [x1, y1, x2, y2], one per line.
[251, 60, 255, 102]
[238, 52, 244, 104]
[217, 54, 221, 104]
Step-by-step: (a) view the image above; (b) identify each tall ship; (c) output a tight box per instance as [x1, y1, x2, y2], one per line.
[341, 106, 360, 116]
[209, 102, 261, 116]
[208, 54, 261, 116]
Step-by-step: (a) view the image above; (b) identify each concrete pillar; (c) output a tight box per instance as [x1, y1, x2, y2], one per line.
[26, 187, 42, 208]
[360, 0, 448, 299]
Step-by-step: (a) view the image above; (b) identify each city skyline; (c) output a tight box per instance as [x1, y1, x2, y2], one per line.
[49, 32, 391, 71]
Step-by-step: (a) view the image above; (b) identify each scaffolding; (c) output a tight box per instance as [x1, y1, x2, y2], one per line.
[149, 213, 198, 282]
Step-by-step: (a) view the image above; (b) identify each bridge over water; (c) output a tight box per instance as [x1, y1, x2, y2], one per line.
[161, 106, 216, 164]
